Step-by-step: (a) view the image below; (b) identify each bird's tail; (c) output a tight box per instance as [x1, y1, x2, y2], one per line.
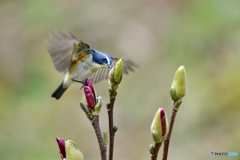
[51, 82, 68, 100]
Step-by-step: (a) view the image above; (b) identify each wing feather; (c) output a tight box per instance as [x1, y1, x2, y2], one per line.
[45, 30, 78, 74]
[123, 63, 128, 75]
[91, 71, 98, 84]
[103, 67, 109, 80]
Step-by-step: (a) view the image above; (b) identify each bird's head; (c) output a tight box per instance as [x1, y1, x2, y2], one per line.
[92, 49, 112, 68]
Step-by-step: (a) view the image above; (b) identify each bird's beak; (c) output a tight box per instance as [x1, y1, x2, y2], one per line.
[107, 64, 111, 68]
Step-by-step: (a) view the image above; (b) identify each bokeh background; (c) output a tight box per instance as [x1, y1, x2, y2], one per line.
[1, 0, 240, 159]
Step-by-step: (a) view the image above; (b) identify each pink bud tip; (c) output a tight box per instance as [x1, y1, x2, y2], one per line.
[84, 86, 96, 108]
[160, 109, 166, 136]
[56, 137, 66, 158]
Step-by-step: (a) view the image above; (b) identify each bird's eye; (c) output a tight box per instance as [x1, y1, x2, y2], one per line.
[103, 58, 107, 62]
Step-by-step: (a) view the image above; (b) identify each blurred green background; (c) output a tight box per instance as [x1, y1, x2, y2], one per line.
[0, 0, 240, 159]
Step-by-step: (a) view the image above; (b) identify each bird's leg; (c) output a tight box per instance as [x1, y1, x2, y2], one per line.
[71, 77, 83, 84]
[79, 78, 89, 90]
[80, 78, 90, 89]
[80, 83, 85, 90]
[71, 77, 85, 91]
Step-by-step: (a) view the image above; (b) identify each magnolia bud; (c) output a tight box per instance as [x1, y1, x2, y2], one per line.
[103, 131, 108, 145]
[85, 79, 96, 99]
[114, 58, 123, 85]
[83, 79, 97, 109]
[56, 137, 66, 159]
[80, 101, 92, 119]
[65, 140, 84, 160]
[170, 65, 187, 102]
[93, 96, 103, 115]
[149, 144, 155, 155]
[84, 86, 96, 109]
[56, 137, 84, 160]
[113, 125, 118, 132]
[151, 108, 169, 143]
[108, 58, 123, 87]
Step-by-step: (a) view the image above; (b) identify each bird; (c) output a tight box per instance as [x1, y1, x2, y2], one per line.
[45, 30, 137, 100]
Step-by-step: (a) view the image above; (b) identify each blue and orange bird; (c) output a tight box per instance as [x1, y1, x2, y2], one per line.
[45, 30, 137, 100]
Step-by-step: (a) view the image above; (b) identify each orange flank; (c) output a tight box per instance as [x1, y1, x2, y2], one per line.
[71, 54, 87, 66]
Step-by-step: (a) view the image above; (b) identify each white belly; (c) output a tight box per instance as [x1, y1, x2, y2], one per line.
[71, 56, 95, 81]
[73, 64, 93, 81]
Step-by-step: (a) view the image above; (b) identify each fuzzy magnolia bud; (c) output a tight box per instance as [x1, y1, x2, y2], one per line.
[151, 108, 169, 143]
[56, 137, 84, 160]
[65, 140, 84, 160]
[108, 58, 123, 86]
[170, 65, 187, 102]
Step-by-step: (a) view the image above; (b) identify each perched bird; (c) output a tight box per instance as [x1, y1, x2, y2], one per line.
[45, 30, 137, 100]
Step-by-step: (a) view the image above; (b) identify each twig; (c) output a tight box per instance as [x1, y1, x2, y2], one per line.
[107, 88, 117, 160]
[91, 115, 107, 160]
[151, 142, 162, 160]
[162, 104, 178, 160]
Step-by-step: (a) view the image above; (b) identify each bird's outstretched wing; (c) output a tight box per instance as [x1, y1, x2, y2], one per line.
[45, 30, 78, 74]
[90, 57, 138, 84]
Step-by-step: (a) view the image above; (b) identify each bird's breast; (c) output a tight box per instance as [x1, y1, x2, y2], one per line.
[68, 55, 104, 82]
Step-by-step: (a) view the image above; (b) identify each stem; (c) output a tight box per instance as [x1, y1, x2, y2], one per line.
[91, 115, 107, 160]
[151, 142, 162, 160]
[107, 88, 117, 160]
[162, 104, 178, 160]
